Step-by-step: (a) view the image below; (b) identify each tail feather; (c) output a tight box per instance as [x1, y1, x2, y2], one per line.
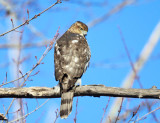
[60, 91, 74, 119]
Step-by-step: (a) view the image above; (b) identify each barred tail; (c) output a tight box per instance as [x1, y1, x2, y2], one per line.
[60, 91, 74, 119]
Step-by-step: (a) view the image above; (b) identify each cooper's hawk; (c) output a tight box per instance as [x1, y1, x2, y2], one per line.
[54, 21, 91, 118]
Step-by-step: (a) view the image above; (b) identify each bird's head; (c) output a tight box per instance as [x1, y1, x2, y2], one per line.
[68, 21, 88, 37]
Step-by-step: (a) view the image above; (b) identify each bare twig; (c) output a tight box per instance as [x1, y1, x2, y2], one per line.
[0, 40, 50, 49]
[69, 1, 107, 7]
[0, 72, 28, 87]
[117, 26, 142, 88]
[106, 21, 160, 123]
[115, 98, 124, 123]
[87, 0, 136, 28]
[118, 100, 159, 122]
[8, 99, 49, 123]
[0, 0, 61, 37]
[118, 25, 159, 123]
[53, 109, 59, 123]
[1, 28, 59, 122]
[128, 105, 140, 122]
[2, 98, 15, 123]
[0, 31, 58, 88]
[135, 106, 160, 122]
[145, 99, 159, 122]
[74, 97, 78, 123]
[100, 97, 110, 123]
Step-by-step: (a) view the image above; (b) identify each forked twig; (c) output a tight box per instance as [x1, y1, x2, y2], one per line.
[0, 0, 61, 37]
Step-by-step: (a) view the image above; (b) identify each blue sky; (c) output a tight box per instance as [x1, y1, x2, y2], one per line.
[0, 0, 160, 123]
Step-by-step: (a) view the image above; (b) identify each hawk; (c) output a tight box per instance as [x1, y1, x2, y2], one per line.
[54, 21, 91, 119]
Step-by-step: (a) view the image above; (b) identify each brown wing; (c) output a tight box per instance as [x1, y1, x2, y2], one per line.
[54, 26, 90, 119]
[54, 31, 90, 86]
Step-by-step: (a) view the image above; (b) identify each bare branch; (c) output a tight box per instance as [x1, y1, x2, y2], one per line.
[0, 85, 160, 99]
[0, 40, 50, 49]
[1, 30, 59, 122]
[87, 0, 136, 28]
[115, 98, 124, 123]
[0, 0, 61, 37]
[136, 106, 160, 122]
[106, 20, 160, 123]
[100, 97, 110, 123]
[8, 99, 49, 123]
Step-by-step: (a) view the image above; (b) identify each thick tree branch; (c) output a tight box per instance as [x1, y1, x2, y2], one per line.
[0, 85, 160, 99]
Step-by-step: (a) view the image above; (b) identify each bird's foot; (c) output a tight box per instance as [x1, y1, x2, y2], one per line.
[75, 79, 82, 87]
[53, 84, 60, 93]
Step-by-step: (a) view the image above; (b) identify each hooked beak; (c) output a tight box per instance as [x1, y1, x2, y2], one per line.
[82, 30, 87, 37]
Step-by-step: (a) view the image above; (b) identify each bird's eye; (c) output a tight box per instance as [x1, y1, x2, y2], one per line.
[80, 27, 83, 30]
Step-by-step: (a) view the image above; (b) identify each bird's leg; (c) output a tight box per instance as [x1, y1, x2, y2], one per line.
[75, 78, 82, 87]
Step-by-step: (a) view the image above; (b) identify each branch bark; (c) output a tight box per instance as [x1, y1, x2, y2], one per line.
[0, 85, 160, 99]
